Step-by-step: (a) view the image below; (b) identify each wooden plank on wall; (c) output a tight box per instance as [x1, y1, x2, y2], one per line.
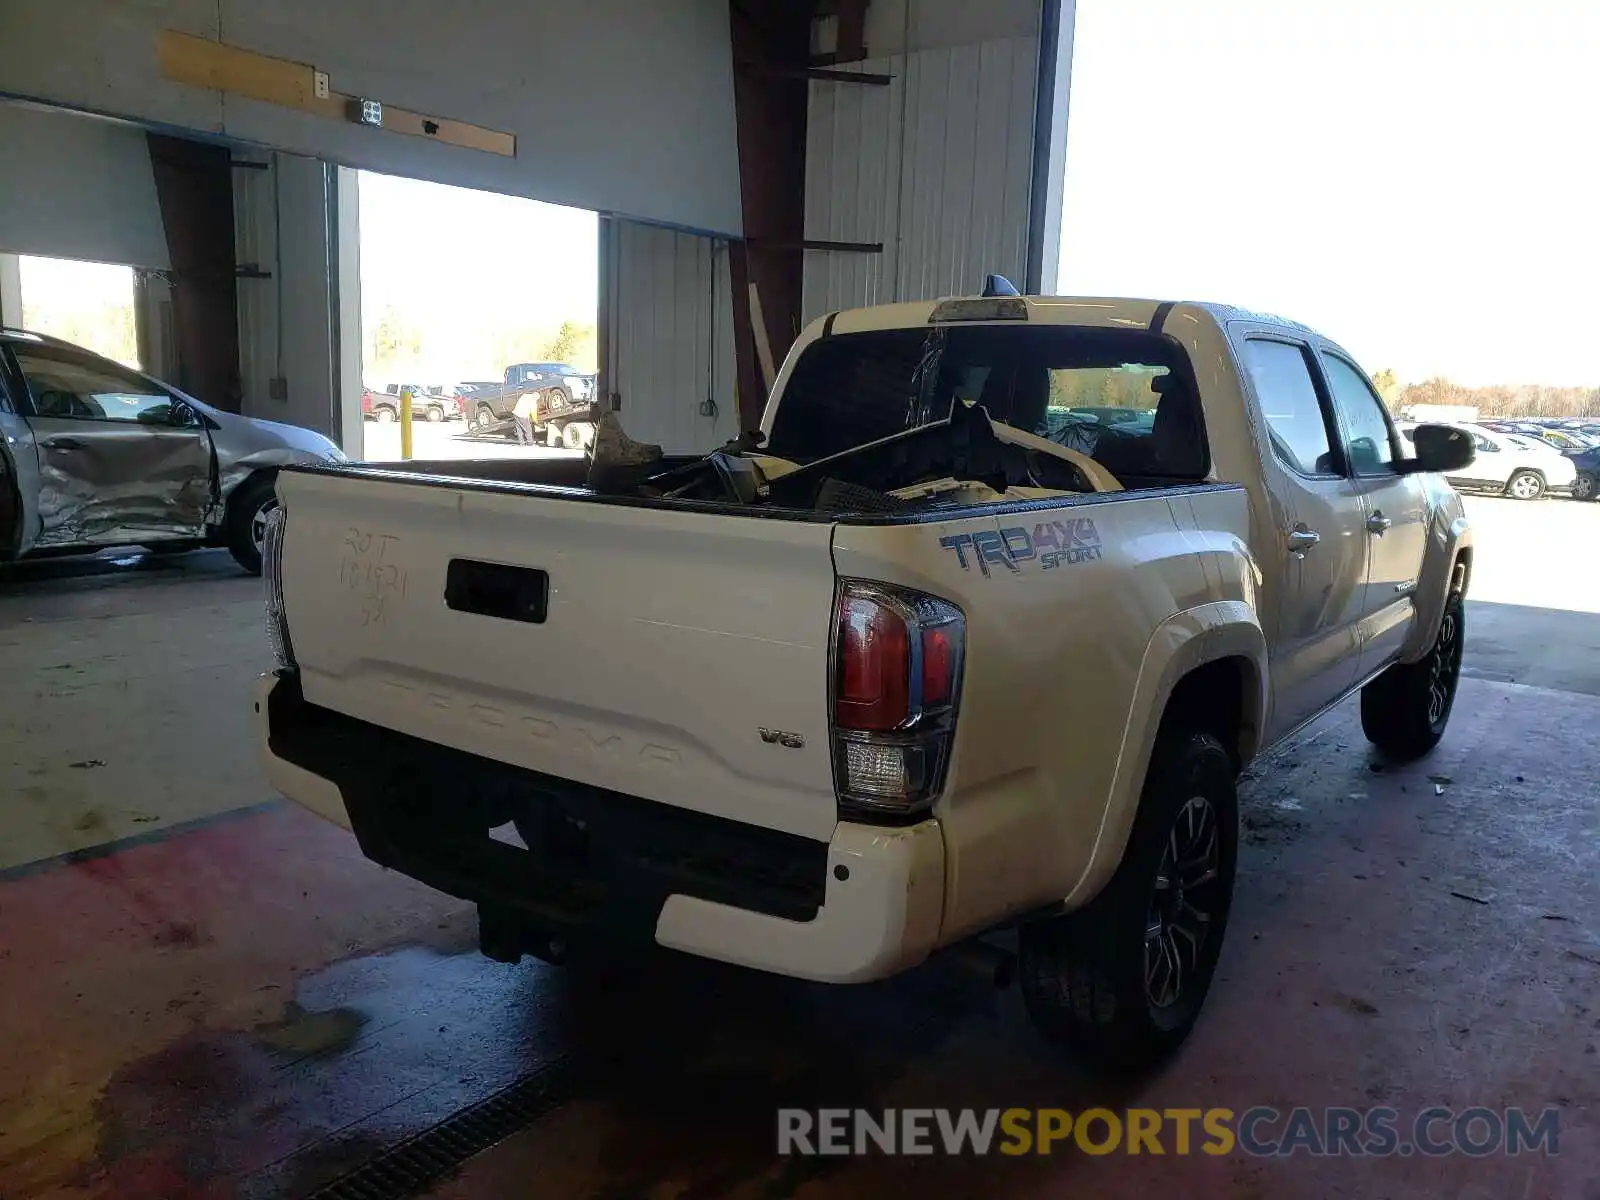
[156, 30, 336, 116]
[155, 30, 515, 157]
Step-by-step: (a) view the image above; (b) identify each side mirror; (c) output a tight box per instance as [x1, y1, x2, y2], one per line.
[1399, 423, 1474, 474]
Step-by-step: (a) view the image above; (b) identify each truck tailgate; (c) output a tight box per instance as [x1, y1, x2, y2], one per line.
[277, 469, 841, 841]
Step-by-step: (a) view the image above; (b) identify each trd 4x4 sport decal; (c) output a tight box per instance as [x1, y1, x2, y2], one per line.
[939, 518, 1103, 577]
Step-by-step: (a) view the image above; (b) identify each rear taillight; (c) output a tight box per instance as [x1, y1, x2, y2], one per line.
[831, 581, 965, 821]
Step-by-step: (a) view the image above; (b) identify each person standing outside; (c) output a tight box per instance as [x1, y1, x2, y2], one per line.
[512, 388, 539, 446]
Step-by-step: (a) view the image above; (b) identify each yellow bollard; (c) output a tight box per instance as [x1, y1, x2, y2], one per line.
[399, 386, 414, 460]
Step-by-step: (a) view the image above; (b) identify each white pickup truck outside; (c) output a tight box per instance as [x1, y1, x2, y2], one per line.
[254, 293, 1475, 1070]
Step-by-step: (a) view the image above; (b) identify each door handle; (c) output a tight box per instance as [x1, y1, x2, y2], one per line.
[47, 437, 88, 451]
[1367, 512, 1392, 535]
[1287, 525, 1320, 554]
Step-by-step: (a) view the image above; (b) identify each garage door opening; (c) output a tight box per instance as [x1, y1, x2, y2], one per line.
[356, 171, 599, 463]
[15, 256, 141, 370]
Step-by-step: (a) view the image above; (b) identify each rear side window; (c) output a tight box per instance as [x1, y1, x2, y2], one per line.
[1321, 354, 1396, 475]
[1242, 339, 1337, 477]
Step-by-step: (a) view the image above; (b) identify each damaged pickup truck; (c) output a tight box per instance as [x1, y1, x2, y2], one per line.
[254, 288, 1475, 1069]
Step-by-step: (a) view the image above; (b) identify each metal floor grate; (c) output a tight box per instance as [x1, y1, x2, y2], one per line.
[306, 1061, 574, 1200]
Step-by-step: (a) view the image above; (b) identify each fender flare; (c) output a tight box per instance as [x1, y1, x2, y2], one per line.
[1398, 513, 1471, 663]
[1061, 600, 1268, 909]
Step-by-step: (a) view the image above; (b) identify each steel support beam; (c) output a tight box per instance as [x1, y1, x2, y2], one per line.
[727, 0, 813, 432]
[146, 133, 242, 411]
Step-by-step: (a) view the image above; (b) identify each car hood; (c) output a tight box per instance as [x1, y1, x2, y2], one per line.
[179, 392, 348, 496]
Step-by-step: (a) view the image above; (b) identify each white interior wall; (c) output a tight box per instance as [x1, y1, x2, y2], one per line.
[0, 0, 741, 236]
[234, 152, 350, 442]
[802, 34, 1039, 324]
[803, 0, 1076, 321]
[607, 220, 737, 455]
[806, 0, 1043, 326]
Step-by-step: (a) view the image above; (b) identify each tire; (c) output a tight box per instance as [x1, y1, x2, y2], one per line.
[1360, 591, 1464, 760]
[1505, 470, 1545, 501]
[425, 404, 445, 423]
[226, 473, 279, 576]
[475, 405, 496, 431]
[375, 405, 397, 424]
[545, 386, 569, 410]
[562, 422, 586, 450]
[545, 425, 562, 448]
[1019, 729, 1237, 1073]
[1573, 472, 1598, 502]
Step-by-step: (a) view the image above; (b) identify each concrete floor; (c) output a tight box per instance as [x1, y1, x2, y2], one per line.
[0, 494, 1596, 1199]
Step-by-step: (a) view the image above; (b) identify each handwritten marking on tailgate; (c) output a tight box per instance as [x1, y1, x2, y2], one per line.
[340, 528, 409, 625]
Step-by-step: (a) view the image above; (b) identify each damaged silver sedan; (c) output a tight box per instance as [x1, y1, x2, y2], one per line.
[0, 329, 345, 574]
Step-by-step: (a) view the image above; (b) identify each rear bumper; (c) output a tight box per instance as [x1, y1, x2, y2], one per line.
[252, 672, 945, 983]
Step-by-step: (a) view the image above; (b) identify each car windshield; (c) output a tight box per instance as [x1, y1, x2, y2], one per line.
[765, 324, 1206, 481]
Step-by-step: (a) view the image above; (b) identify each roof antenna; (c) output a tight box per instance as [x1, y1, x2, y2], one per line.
[982, 274, 1020, 298]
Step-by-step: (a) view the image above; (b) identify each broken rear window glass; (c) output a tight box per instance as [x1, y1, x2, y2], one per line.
[766, 325, 1209, 483]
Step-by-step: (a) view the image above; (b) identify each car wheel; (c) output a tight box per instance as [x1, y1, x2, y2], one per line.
[1505, 470, 1545, 501]
[1573, 472, 1597, 502]
[1360, 590, 1464, 760]
[375, 405, 397, 424]
[426, 404, 445, 423]
[1019, 729, 1237, 1072]
[562, 423, 587, 450]
[544, 425, 562, 447]
[475, 405, 496, 430]
[227, 474, 279, 576]
[545, 387, 569, 409]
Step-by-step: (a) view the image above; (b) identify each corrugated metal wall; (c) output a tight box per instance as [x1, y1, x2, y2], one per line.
[801, 35, 1040, 325]
[607, 220, 738, 454]
[233, 152, 340, 437]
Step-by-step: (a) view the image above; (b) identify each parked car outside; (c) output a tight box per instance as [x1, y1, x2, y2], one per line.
[363, 384, 462, 423]
[0, 328, 345, 573]
[1532, 427, 1592, 452]
[1565, 445, 1600, 501]
[1398, 421, 1574, 500]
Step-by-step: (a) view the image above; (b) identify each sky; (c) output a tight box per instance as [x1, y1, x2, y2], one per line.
[357, 170, 597, 379]
[1058, 0, 1600, 386]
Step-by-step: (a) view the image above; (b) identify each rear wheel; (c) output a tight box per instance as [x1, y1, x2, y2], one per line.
[475, 405, 496, 430]
[562, 423, 586, 450]
[1573, 472, 1597, 501]
[226, 474, 279, 576]
[375, 405, 397, 424]
[1019, 729, 1237, 1072]
[1505, 469, 1545, 501]
[1360, 591, 1464, 759]
[425, 404, 445, 423]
